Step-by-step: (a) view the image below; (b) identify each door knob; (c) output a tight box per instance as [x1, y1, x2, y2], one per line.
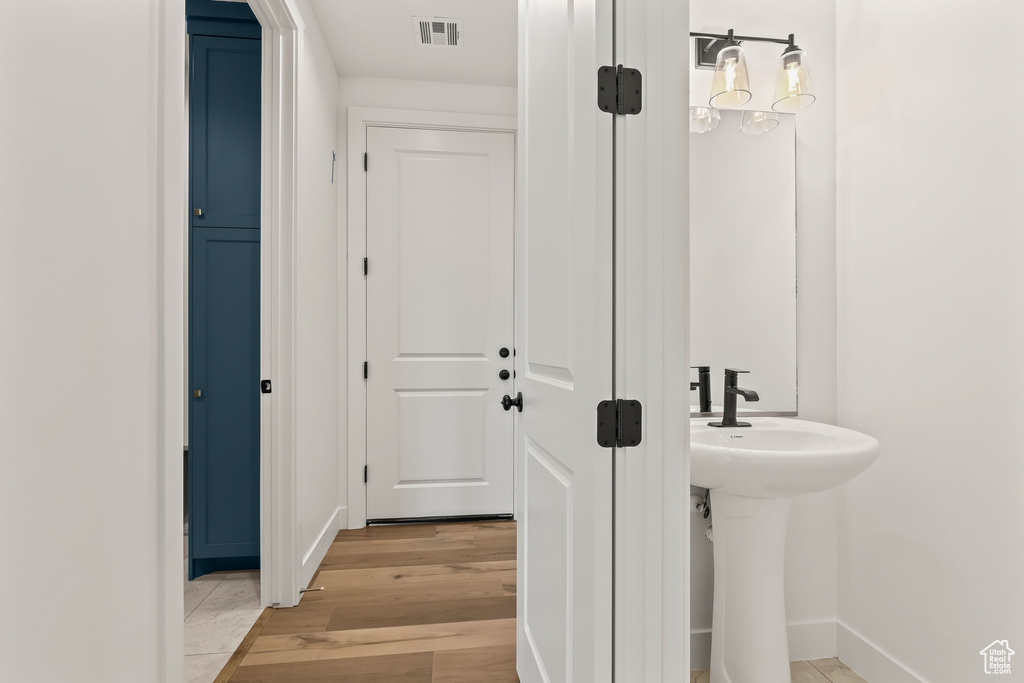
[499, 369, 510, 380]
[193, 389, 202, 398]
[193, 208, 203, 216]
[501, 392, 523, 412]
[499, 347, 510, 358]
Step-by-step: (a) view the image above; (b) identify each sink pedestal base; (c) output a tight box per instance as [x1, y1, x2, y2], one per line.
[709, 491, 792, 683]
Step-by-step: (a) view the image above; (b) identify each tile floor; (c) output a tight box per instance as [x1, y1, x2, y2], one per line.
[691, 659, 868, 683]
[184, 536, 265, 683]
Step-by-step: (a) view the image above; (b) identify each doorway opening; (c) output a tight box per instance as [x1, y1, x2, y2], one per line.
[183, 0, 265, 675]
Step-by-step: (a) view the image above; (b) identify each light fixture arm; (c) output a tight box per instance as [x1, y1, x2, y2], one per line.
[690, 30, 796, 47]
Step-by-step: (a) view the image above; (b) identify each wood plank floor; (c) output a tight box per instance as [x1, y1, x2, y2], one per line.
[223, 520, 519, 682]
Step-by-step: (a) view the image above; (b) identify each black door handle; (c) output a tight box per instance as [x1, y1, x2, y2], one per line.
[501, 392, 523, 412]
[499, 369, 510, 380]
[499, 347, 510, 358]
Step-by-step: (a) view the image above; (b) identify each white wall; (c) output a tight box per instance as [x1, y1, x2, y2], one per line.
[293, 0, 342, 586]
[836, 2, 1024, 681]
[0, 1, 185, 681]
[689, 0, 838, 668]
[335, 77, 517, 515]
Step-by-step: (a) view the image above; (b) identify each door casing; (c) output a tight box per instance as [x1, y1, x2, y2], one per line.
[157, 0, 691, 678]
[346, 107, 518, 530]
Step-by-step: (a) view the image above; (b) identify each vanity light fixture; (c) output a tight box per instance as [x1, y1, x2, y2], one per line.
[740, 110, 779, 135]
[690, 106, 721, 133]
[693, 30, 816, 113]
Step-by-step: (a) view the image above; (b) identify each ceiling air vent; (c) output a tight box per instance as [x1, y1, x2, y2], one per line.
[413, 16, 463, 48]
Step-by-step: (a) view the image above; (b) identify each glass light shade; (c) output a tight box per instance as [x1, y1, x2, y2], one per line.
[690, 106, 721, 133]
[709, 44, 752, 109]
[772, 48, 816, 112]
[740, 110, 780, 135]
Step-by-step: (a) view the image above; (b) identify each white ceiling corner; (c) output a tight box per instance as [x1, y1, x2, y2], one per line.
[307, 0, 517, 87]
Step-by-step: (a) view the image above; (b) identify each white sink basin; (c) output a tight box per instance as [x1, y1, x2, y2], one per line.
[692, 417, 879, 683]
[690, 417, 880, 498]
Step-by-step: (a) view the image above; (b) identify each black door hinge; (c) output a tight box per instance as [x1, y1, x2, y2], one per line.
[260, 379, 272, 394]
[363, 257, 368, 276]
[363, 361, 368, 380]
[363, 465, 367, 483]
[598, 65, 643, 116]
[596, 399, 643, 448]
[363, 152, 368, 172]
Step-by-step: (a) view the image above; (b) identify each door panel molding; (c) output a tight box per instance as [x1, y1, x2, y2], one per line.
[346, 107, 517, 530]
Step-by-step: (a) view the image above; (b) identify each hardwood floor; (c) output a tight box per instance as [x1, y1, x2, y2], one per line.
[223, 520, 519, 682]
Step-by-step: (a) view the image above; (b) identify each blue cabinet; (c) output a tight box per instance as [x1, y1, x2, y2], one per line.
[187, 5, 262, 579]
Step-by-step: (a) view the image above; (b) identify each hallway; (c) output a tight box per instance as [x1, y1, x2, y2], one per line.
[220, 521, 518, 681]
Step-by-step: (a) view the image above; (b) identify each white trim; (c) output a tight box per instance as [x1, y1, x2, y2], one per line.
[166, 0, 305, 633]
[611, 0, 690, 679]
[299, 506, 346, 589]
[156, 1, 187, 681]
[837, 621, 928, 683]
[689, 620, 838, 670]
[345, 106, 517, 530]
[248, 0, 302, 608]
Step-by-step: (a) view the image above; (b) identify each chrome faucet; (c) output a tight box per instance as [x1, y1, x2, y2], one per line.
[690, 365, 712, 413]
[709, 368, 759, 428]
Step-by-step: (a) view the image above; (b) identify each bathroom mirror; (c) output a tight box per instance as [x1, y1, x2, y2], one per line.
[690, 109, 797, 415]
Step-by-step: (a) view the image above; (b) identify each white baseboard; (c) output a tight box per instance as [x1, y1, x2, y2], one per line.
[837, 621, 926, 683]
[689, 619, 837, 671]
[298, 506, 345, 591]
[789, 619, 838, 661]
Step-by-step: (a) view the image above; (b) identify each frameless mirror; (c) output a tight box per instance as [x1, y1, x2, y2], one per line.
[689, 109, 797, 415]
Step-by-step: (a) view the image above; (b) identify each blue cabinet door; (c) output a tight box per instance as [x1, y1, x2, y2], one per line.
[189, 229, 261, 578]
[188, 31, 261, 579]
[189, 35, 261, 229]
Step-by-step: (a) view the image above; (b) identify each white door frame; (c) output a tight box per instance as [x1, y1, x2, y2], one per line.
[244, 0, 305, 610]
[608, 0, 690, 677]
[346, 107, 518, 530]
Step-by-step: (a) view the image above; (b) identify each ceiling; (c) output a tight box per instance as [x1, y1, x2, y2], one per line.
[307, 0, 517, 87]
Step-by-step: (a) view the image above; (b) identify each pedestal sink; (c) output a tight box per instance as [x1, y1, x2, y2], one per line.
[691, 417, 880, 683]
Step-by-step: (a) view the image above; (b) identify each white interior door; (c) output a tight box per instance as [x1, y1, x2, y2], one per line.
[365, 126, 516, 521]
[516, 0, 613, 679]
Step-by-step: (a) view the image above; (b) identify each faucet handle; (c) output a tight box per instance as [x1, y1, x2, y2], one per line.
[723, 368, 749, 387]
[691, 365, 710, 373]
